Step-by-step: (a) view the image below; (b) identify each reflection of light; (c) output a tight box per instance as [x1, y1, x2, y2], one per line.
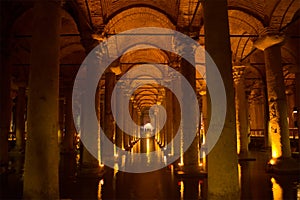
[202, 151, 206, 171]
[98, 127, 101, 166]
[163, 156, 167, 165]
[147, 138, 150, 154]
[113, 163, 118, 192]
[179, 181, 184, 200]
[202, 130, 206, 145]
[98, 179, 104, 200]
[198, 180, 202, 199]
[237, 129, 241, 154]
[99, 163, 104, 167]
[114, 163, 119, 171]
[238, 164, 241, 189]
[271, 177, 282, 200]
[180, 128, 184, 167]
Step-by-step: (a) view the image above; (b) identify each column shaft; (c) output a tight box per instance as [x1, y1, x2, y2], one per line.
[233, 67, 249, 156]
[0, 56, 11, 171]
[203, 0, 240, 198]
[181, 56, 199, 169]
[62, 86, 76, 153]
[104, 72, 116, 150]
[15, 87, 26, 151]
[23, 1, 61, 198]
[264, 45, 291, 158]
[166, 90, 174, 155]
[295, 72, 300, 152]
[116, 85, 124, 150]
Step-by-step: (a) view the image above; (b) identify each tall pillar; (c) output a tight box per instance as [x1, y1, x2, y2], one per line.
[23, 1, 61, 198]
[132, 103, 138, 143]
[128, 100, 134, 146]
[58, 98, 65, 146]
[203, 0, 240, 199]
[61, 85, 76, 153]
[166, 89, 174, 155]
[254, 30, 292, 160]
[0, 51, 11, 173]
[15, 86, 26, 152]
[201, 91, 208, 134]
[233, 66, 249, 156]
[115, 84, 124, 151]
[104, 72, 116, 152]
[180, 45, 199, 172]
[80, 91, 102, 176]
[295, 72, 300, 152]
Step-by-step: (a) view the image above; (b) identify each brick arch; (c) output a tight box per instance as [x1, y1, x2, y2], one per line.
[104, 7, 175, 34]
[269, 0, 300, 29]
[227, 10, 264, 61]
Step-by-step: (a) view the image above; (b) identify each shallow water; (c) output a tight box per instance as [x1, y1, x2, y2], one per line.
[1, 140, 299, 200]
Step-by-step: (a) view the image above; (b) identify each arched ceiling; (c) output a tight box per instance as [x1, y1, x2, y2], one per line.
[1, 0, 299, 102]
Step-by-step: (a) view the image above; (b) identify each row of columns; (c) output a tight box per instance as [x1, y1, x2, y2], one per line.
[0, 0, 298, 199]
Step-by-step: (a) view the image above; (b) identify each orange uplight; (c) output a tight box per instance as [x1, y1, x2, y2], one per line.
[269, 158, 277, 165]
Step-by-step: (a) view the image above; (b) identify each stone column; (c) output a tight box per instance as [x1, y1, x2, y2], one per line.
[171, 72, 183, 165]
[23, 1, 61, 198]
[15, 86, 26, 152]
[254, 29, 292, 160]
[129, 100, 134, 146]
[104, 72, 116, 152]
[115, 84, 124, 151]
[160, 92, 166, 148]
[180, 45, 199, 173]
[78, 36, 101, 175]
[200, 90, 208, 134]
[233, 66, 249, 156]
[123, 102, 130, 150]
[0, 48, 11, 173]
[80, 90, 102, 176]
[166, 89, 174, 155]
[132, 103, 138, 143]
[295, 72, 300, 152]
[203, 0, 240, 198]
[61, 85, 76, 153]
[58, 98, 65, 146]
[249, 86, 266, 137]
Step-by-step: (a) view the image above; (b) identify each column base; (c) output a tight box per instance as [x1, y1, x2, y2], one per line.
[77, 164, 105, 178]
[175, 165, 207, 178]
[266, 157, 300, 174]
[238, 152, 256, 162]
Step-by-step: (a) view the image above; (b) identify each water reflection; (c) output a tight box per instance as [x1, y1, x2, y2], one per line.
[178, 178, 204, 200]
[2, 140, 300, 200]
[270, 175, 299, 200]
[97, 179, 104, 200]
[271, 177, 283, 200]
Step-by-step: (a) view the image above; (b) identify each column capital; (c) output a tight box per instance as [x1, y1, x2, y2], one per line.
[232, 66, 246, 84]
[253, 27, 285, 51]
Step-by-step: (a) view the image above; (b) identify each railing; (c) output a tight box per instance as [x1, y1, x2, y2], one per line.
[250, 128, 299, 139]
[289, 128, 299, 139]
[250, 129, 264, 137]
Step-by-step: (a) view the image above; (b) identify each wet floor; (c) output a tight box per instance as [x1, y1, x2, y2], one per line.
[1, 139, 300, 200]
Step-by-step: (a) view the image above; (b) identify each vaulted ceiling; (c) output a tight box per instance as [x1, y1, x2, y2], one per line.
[1, 0, 299, 113]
